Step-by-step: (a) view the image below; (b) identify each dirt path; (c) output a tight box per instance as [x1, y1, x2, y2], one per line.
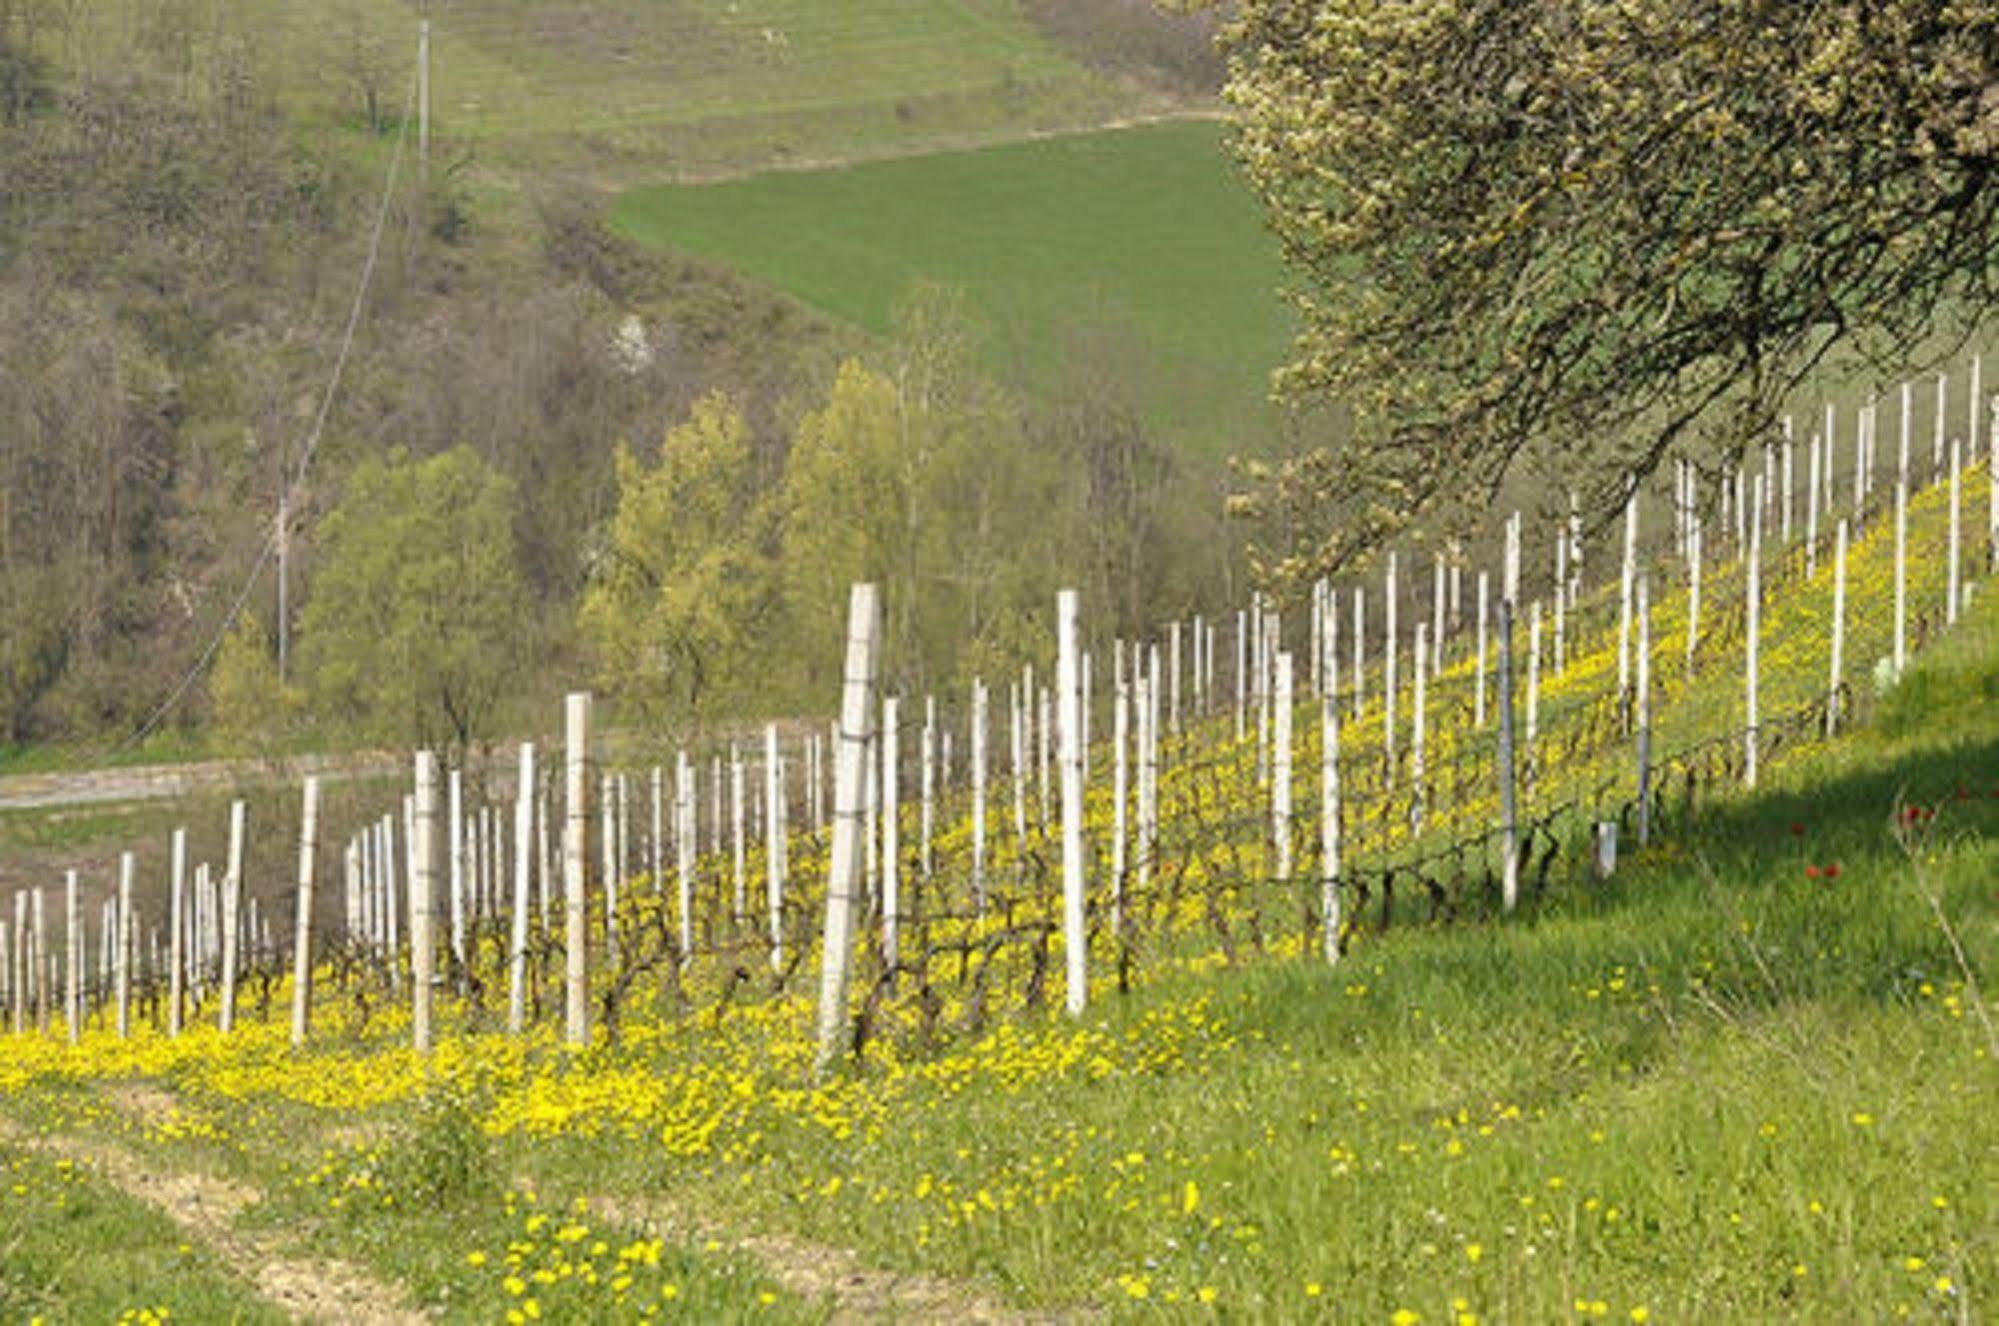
[0, 1113, 428, 1324]
[585, 1191, 1085, 1325]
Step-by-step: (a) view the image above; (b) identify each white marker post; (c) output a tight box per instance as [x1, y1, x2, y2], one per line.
[815, 584, 881, 1076]
[1319, 629, 1342, 965]
[1746, 476, 1764, 788]
[290, 777, 320, 1048]
[1828, 520, 1848, 735]
[218, 799, 245, 1033]
[1057, 591, 1088, 1017]
[508, 743, 535, 1035]
[411, 752, 438, 1053]
[563, 692, 591, 1049]
[1273, 651, 1294, 883]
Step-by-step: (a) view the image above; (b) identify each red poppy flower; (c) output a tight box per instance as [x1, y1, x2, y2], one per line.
[1805, 865, 1820, 879]
[1824, 863, 1841, 879]
[1790, 822, 1806, 836]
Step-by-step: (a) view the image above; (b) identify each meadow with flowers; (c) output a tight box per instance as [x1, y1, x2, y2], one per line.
[1, 459, 1995, 1323]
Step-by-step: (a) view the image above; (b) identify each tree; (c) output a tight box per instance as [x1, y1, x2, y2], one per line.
[207, 610, 297, 759]
[579, 393, 775, 725]
[1218, 0, 1998, 588]
[299, 447, 522, 754]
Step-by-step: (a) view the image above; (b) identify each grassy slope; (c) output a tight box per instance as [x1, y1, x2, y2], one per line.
[48, 0, 1147, 180]
[612, 119, 1294, 460]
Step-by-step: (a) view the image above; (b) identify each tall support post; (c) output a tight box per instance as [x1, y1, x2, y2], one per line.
[1234, 610, 1247, 741]
[1111, 649, 1129, 936]
[1636, 577, 1654, 846]
[971, 680, 988, 912]
[115, 853, 134, 1038]
[1554, 533, 1568, 675]
[410, 752, 438, 1053]
[765, 724, 786, 971]
[1948, 439, 1963, 624]
[1137, 667, 1156, 900]
[1746, 476, 1764, 788]
[1686, 515, 1703, 673]
[731, 748, 747, 925]
[1383, 554, 1398, 779]
[1319, 627, 1342, 965]
[507, 744, 535, 1034]
[920, 697, 936, 880]
[1474, 572, 1489, 727]
[1411, 625, 1427, 828]
[815, 584, 881, 1076]
[562, 692, 591, 1050]
[1807, 427, 1822, 576]
[167, 830, 186, 1037]
[1431, 554, 1446, 672]
[219, 799, 245, 1033]
[1495, 599, 1519, 913]
[1057, 591, 1088, 1017]
[448, 768, 465, 983]
[290, 777, 321, 1048]
[1169, 619, 1182, 735]
[1828, 520, 1849, 735]
[1783, 418, 1796, 544]
[64, 871, 79, 1044]
[881, 697, 901, 971]
[1272, 651, 1294, 883]
[650, 766, 664, 893]
[1351, 586, 1366, 721]
[1617, 485, 1638, 715]
[1010, 684, 1028, 851]
[1895, 479, 1909, 675]
[675, 751, 694, 957]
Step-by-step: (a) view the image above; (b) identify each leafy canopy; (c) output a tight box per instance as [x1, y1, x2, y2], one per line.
[299, 446, 522, 753]
[1217, 0, 1997, 589]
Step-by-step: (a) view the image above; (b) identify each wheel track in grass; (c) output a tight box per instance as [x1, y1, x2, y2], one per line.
[0, 1111, 428, 1325]
[581, 1190, 1089, 1324]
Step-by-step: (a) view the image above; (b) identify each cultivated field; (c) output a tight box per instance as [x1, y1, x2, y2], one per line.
[613, 120, 1293, 460]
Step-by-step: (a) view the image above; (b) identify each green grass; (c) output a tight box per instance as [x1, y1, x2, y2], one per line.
[613, 119, 1294, 460]
[514, 591, 1998, 1319]
[0, 1143, 286, 1324]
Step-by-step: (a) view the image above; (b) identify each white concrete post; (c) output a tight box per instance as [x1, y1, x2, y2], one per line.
[971, 680, 988, 912]
[1273, 650, 1294, 882]
[218, 799, 245, 1033]
[410, 753, 438, 1052]
[1948, 438, 1962, 624]
[1057, 590, 1088, 1016]
[1636, 576, 1653, 845]
[563, 692, 591, 1049]
[766, 724, 786, 971]
[507, 744, 534, 1034]
[881, 697, 900, 971]
[290, 777, 320, 1047]
[1828, 519, 1848, 735]
[815, 584, 880, 1076]
[1320, 633, 1342, 965]
[1746, 475, 1764, 788]
[115, 853, 133, 1038]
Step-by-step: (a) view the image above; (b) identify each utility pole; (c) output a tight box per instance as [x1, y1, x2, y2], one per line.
[418, 17, 431, 173]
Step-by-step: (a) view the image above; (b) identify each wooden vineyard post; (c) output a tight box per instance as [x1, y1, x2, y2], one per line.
[1686, 515, 1703, 674]
[1411, 626, 1427, 829]
[411, 751, 438, 1054]
[1948, 439, 1962, 625]
[815, 583, 881, 1077]
[1320, 630, 1342, 965]
[115, 853, 133, 1038]
[219, 799, 245, 1033]
[1352, 586, 1366, 722]
[1495, 599, 1520, 913]
[1895, 478, 1909, 675]
[732, 750, 747, 925]
[64, 871, 79, 1044]
[290, 777, 320, 1048]
[1746, 475, 1764, 788]
[1829, 520, 1849, 735]
[1617, 486, 1637, 723]
[1636, 577, 1654, 846]
[1384, 555, 1398, 780]
[1058, 590, 1088, 1017]
[882, 696, 901, 972]
[971, 680, 988, 913]
[167, 830, 186, 1038]
[675, 751, 694, 958]
[563, 691, 591, 1050]
[1475, 571, 1489, 727]
[1112, 647, 1129, 937]
[509, 743, 535, 1035]
[766, 724, 786, 971]
[1273, 650, 1294, 884]
[449, 768, 465, 986]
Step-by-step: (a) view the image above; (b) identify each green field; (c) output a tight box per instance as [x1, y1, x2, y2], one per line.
[613, 119, 1295, 459]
